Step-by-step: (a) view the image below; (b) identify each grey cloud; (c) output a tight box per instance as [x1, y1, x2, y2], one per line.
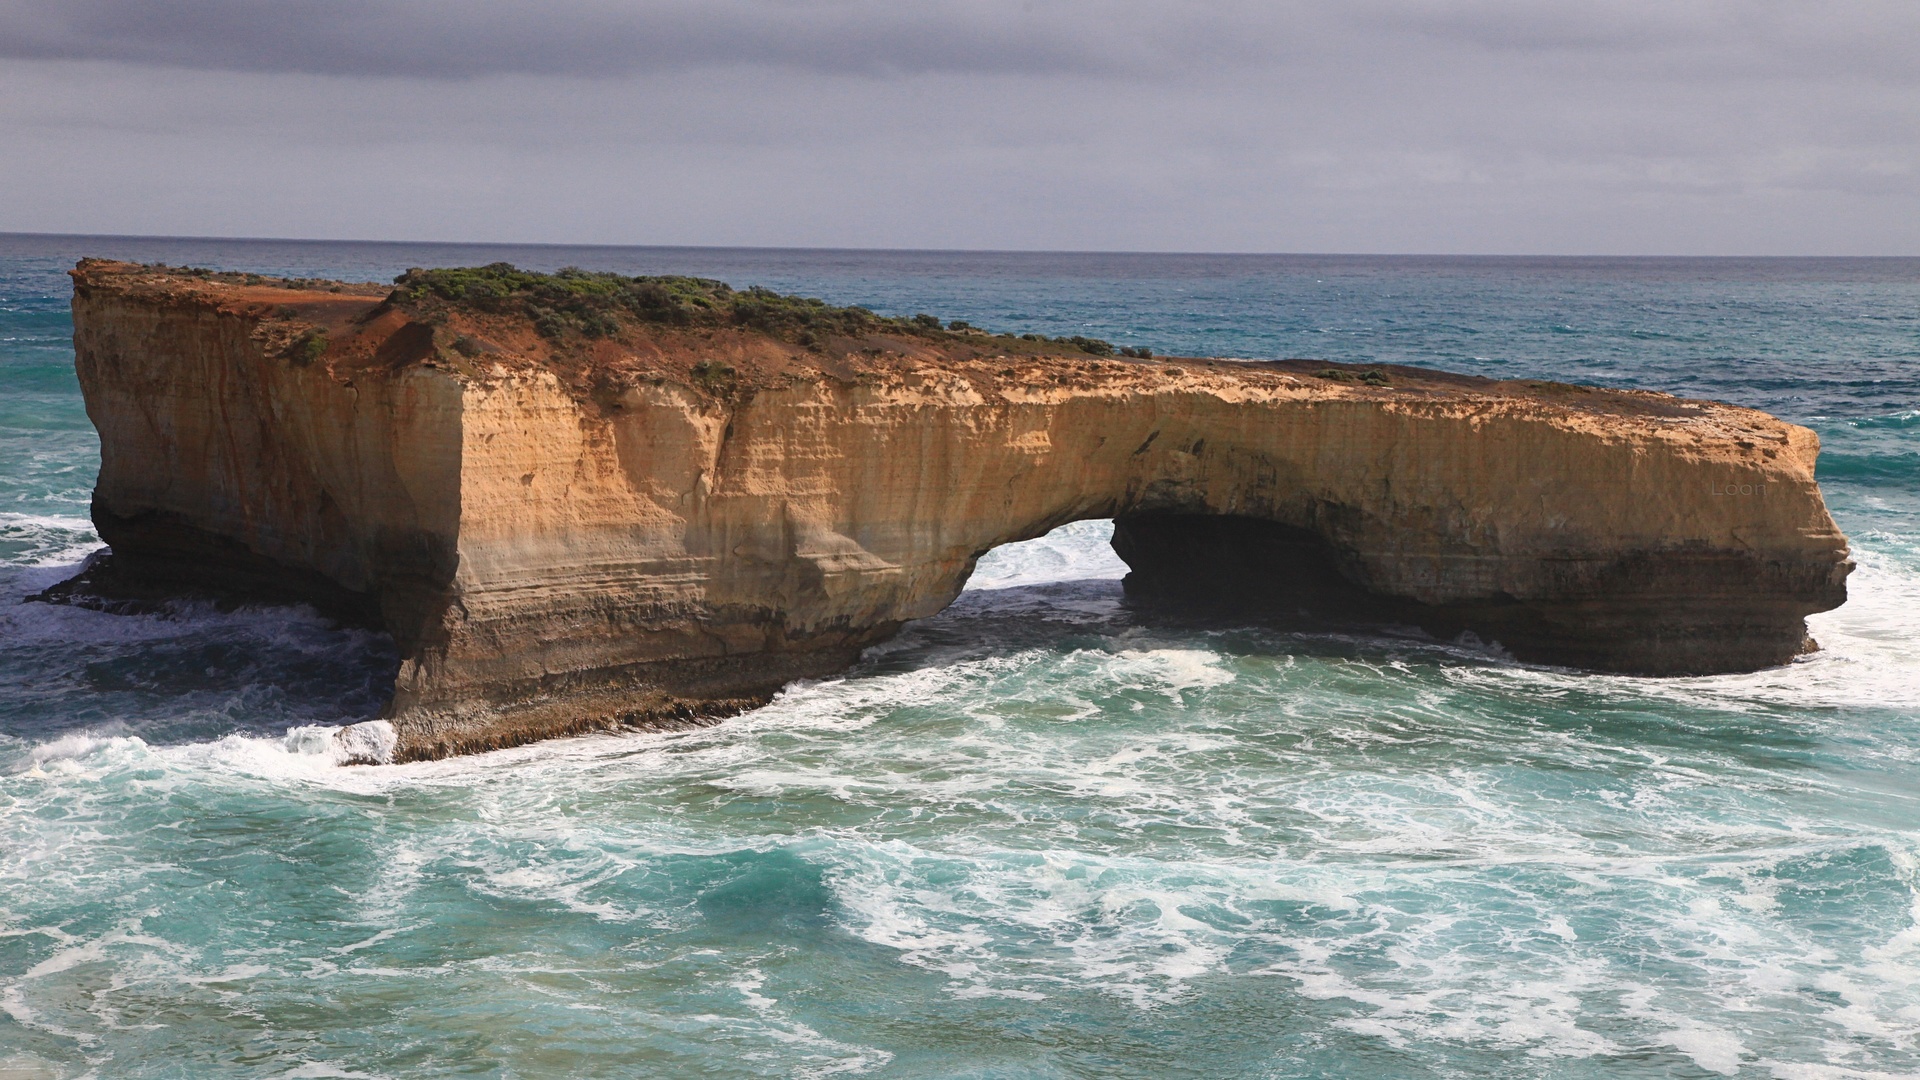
[1361, 0, 1733, 53]
[3, 0, 1914, 83]
[1359, 0, 1920, 83]
[0, 2, 1914, 253]
[0, 0, 1271, 78]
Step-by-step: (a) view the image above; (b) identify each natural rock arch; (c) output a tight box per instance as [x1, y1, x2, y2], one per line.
[64, 262, 1851, 760]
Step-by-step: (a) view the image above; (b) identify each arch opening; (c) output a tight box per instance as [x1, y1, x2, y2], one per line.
[955, 512, 1396, 632]
[962, 518, 1128, 593]
[1109, 512, 1393, 626]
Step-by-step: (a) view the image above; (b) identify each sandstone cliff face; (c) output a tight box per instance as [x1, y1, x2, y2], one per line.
[66, 261, 1852, 760]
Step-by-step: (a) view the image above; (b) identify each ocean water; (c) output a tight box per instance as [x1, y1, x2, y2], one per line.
[1, 235, 1917, 1080]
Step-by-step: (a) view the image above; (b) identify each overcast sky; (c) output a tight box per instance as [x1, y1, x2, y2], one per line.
[2, 1, 1916, 253]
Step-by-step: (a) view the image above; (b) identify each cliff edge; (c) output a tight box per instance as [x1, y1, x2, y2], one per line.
[60, 260, 1852, 760]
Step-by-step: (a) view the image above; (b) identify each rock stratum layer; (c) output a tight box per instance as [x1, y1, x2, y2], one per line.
[64, 260, 1851, 761]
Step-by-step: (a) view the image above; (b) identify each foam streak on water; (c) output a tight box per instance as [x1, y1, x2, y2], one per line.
[1, 239, 1917, 1078]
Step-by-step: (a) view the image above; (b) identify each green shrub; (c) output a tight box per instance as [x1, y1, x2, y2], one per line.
[393, 263, 921, 346]
[1319, 367, 1391, 386]
[387, 264, 1127, 358]
[1064, 335, 1114, 357]
[690, 360, 737, 393]
[288, 329, 328, 365]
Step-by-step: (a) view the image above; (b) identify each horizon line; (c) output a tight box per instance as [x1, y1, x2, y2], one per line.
[3, 230, 1916, 261]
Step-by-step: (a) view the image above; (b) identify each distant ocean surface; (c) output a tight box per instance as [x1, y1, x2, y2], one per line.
[2, 234, 1917, 1079]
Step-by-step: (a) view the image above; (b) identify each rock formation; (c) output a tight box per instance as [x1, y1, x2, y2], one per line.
[60, 260, 1852, 761]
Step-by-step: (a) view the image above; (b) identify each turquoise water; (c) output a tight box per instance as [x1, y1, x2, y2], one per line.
[1, 236, 1917, 1079]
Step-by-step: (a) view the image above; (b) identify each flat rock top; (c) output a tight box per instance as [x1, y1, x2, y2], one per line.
[73, 258, 1792, 448]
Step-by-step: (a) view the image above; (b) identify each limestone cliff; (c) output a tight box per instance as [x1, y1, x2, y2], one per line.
[62, 260, 1851, 761]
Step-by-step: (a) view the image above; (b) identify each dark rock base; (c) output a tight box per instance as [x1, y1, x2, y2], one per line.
[1110, 513, 1846, 675]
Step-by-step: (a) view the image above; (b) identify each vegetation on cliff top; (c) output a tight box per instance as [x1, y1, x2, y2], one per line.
[389, 263, 1147, 357]
[114, 262, 378, 295]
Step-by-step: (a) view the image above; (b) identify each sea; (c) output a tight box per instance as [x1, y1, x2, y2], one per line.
[1, 234, 1917, 1079]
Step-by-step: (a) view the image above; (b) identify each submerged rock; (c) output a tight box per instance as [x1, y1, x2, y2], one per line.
[62, 260, 1850, 760]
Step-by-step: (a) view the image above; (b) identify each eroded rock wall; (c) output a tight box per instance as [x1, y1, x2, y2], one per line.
[71, 273, 463, 655]
[65, 262, 1852, 761]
